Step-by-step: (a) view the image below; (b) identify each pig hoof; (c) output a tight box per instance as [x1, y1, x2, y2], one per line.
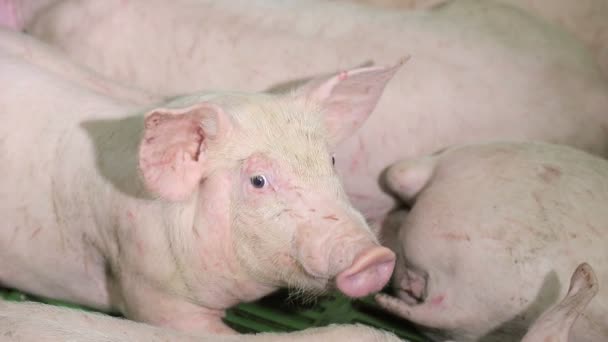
[336, 247, 396, 298]
[0, 0, 21, 30]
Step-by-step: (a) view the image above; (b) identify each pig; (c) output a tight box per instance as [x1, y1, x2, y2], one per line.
[0, 300, 402, 342]
[336, 0, 608, 76]
[374, 141, 608, 341]
[522, 263, 599, 342]
[0, 264, 594, 342]
[6, 0, 608, 232]
[0, 28, 162, 106]
[0, 42, 401, 333]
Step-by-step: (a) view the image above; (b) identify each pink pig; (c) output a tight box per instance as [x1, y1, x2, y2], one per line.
[342, 0, 608, 76]
[2, 0, 608, 232]
[376, 142, 608, 341]
[0, 262, 595, 342]
[0, 41, 401, 333]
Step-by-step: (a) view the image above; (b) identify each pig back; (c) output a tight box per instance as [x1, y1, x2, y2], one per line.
[400, 142, 608, 340]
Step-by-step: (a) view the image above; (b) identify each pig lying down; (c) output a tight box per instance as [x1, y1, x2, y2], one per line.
[0, 28, 161, 106]
[376, 142, 608, 341]
[8, 0, 608, 232]
[0, 42, 402, 333]
[0, 300, 402, 342]
[343, 0, 608, 77]
[0, 262, 596, 342]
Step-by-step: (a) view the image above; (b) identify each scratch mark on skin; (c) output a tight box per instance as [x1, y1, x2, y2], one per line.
[538, 164, 562, 184]
[349, 138, 367, 172]
[323, 214, 339, 221]
[192, 225, 201, 239]
[439, 232, 470, 241]
[29, 227, 42, 240]
[430, 294, 444, 306]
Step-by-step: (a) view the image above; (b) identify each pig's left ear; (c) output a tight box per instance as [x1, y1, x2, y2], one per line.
[138, 102, 231, 201]
[383, 153, 439, 204]
[298, 58, 406, 146]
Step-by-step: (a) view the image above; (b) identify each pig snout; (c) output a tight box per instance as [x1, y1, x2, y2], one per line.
[336, 246, 396, 298]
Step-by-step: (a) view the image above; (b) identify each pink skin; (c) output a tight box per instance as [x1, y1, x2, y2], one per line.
[522, 263, 599, 342]
[0, 50, 399, 334]
[0, 300, 403, 342]
[375, 142, 608, 341]
[343, 0, 608, 77]
[2, 0, 608, 237]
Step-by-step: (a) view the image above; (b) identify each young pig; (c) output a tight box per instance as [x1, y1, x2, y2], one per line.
[0, 48, 400, 333]
[375, 141, 608, 341]
[10, 0, 608, 231]
[0, 300, 401, 342]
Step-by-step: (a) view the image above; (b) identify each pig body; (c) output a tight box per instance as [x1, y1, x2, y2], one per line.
[0, 36, 398, 333]
[0, 27, 161, 106]
[375, 142, 608, 341]
[0, 263, 595, 342]
[0, 300, 401, 342]
[342, 0, 608, 76]
[8, 0, 608, 228]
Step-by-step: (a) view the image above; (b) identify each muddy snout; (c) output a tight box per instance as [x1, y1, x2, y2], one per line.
[335, 246, 396, 298]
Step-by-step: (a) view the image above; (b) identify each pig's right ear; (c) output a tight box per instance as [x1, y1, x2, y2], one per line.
[296, 58, 406, 146]
[138, 103, 231, 201]
[383, 155, 439, 203]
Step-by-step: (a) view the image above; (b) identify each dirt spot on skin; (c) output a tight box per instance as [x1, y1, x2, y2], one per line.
[538, 164, 562, 184]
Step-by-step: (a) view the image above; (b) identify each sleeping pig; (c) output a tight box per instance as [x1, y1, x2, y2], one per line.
[375, 141, 608, 341]
[0, 42, 401, 334]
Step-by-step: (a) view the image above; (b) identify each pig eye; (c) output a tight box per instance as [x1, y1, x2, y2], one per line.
[332, 156, 336, 166]
[250, 175, 267, 188]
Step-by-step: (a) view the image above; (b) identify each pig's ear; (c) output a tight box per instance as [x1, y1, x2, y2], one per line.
[383, 154, 439, 203]
[138, 102, 231, 201]
[298, 58, 406, 146]
[521, 263, 598, 342]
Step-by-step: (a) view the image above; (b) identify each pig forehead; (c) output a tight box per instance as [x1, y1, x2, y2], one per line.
[227, 96, 335, 177]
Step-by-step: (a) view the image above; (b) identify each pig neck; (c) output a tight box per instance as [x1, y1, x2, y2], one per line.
[83, 136, 276, 316]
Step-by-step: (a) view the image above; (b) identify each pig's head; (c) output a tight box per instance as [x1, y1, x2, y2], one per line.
[137, 61, 404, 299]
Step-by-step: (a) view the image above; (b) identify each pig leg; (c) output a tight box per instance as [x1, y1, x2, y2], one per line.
[117, 283, 236, 334]
[521, 263, 599, 342]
